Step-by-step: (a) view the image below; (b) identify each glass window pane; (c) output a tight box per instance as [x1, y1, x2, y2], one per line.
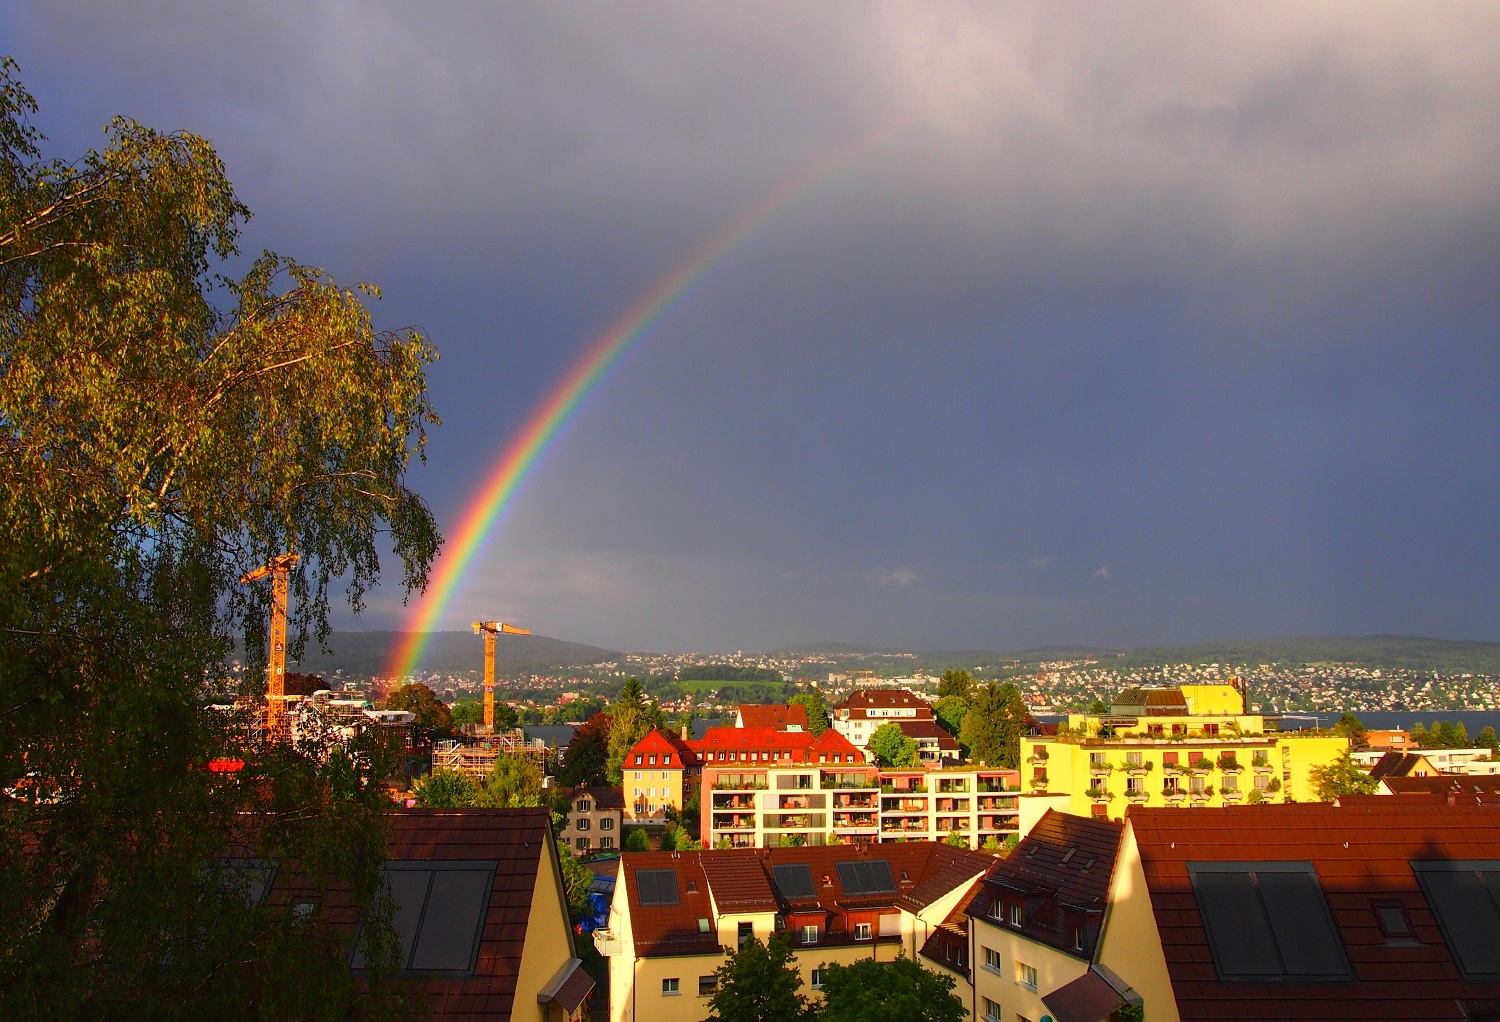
[411, 869, 492, 971]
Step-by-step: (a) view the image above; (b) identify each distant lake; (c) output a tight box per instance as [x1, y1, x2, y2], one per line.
[1038, 710, 1500, 737]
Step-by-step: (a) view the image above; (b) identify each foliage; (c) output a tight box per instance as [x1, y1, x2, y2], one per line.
[705, 935, 812, 1022]
[606, 677, 649, 784]
[778, 833, 806, 848]
[1333, 712, 1369, 751]
[0, 61, 439, 1019]
[384, 682, 451, 738]
[411, 767, 479, 808]
[933, 695, 969, 738]
[557, 711, 611, 788]
[680, 664, 784, 684]
[624, 828, 651, 852]
[1087, 698, 1109, 714]
[554, 839, 593, 923]
[981, 836, 1002, 854]
[817, 951, 965, 1022]
[789, 688, 831, 736]
[450, 699, 483, 725]
[868, 722, 921, 768]
[1413, 719, 1472, 749]
[478, 750, 544, 808]
[937, 669, 973, 700]
[1310, 752, 1380, 801]
[1478, 726, 1499, 756]
[960, 681, 1028, 767]
[944, 829, 967, 847]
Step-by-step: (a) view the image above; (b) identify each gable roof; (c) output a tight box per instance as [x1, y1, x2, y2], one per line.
[619, 842, 989, 958]
[1380, 775, 1500, 800]
[970, 810, 1124, 960]
[897, 719, 961, 749]
[737, 704, 809, 730]
[837, 689, 935, 716]
[268, 807, 584, 1022]
[1127, 800, 1500, 1021]
[1368, 750, 1436, 780]
[689, 726, 865, 764]
[624, 728, 699, 766]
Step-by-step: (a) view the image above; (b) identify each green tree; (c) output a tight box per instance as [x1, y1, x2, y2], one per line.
[937, 669, 973, 700]
[1309, 751, 1379, 801]
[789, 688, 831, 736]
[0, 62, 439, 1019]
[557, 711, 611, 788]
[607, 677, 649, 783]
[450, 698, 483, 725]
[554, 839, 594, 923]
[705, 935, 811, 1022]
[1477, 726, 1499, 757]
[1333, 712, 1369, 751]
[818, 951, 964, 1022]
[868, 722, 921, 768]
[960, 681, 1026, 767]
[624, 828, 651, 852]
[1087, 698, 1109, 714]
[411, 767, 479, 808]
[384, 682, 452, 739]
[477, 750, 544, 808]
[933, 695, 969, 738]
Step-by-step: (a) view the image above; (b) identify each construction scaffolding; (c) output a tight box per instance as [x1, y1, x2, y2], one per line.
[431, 729, 548, 780]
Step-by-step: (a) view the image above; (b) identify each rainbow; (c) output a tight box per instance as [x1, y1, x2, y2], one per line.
[386, 133, 893, 680]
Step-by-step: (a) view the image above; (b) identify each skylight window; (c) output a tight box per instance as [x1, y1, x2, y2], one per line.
[1188, 862, 1351, 982]
[1411, 861, 1500, 979]
[836, 859, 897, 896]
[351, 860, 495, 976]
[636, 868, 681, 906]
[773, 864, 817, 900]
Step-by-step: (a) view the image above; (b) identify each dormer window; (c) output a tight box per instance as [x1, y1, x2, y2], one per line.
[1007, 903, 1022, 927]
[649, 754, 657, 765]
[663, 754, 672, 765]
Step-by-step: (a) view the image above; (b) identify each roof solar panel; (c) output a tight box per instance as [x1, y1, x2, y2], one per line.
[637, 868, 680, 906]
[1413, 862, 1500, 979]
[837, 859, 897, 896]
[411, 868, 492, 971]
[205, 858, 279, 908]
[773, 864, 817, 900]
[1189, 862, 1350, 981]
[1193, 871, 1282, 977]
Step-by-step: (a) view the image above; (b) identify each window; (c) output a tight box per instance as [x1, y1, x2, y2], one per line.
[1221, 775, 1237, 793]
[350, 860, 496, 976]
[634, 756, 643, 765]
[664, 754, 673, 765]
[1017, 962, 1038, 990]
[600, 837, 614, 849]
[575, 799, 591, 812]
[1127, 751, 1143, 767]
[811, 968, 826, 990]
[738, 921, 753, 948]
[1089, 752, 1106, 767]
[633, 788, 642, 798]
[576, 818, 590, 831]
[801, 924, 819, 944]
[854, 922, 872, 940]
[662, 978, 679, 996]
[601, 817, 614, 830]
[983, 946, 1002, 973]
[1188, 861, 1351, 981]
[698, 975, 717, 996]
[981, 997, 1001, 1022]
[1411, 860, 1500, 978]
[1372, 900, 1416, 943]
[1007, 903, 1022, 927]
[1126, 777, 1144, 795]
[649, 754, 657, 765]
[634, 771, 642, 780]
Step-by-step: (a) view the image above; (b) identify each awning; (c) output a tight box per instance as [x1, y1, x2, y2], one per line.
[537, 957, 594, 1014]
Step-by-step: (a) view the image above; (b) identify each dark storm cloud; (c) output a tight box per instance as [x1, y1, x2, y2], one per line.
[8, 3, 1499, 650]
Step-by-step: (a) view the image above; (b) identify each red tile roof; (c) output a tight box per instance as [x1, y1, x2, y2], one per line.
[970, 810, 1124, 960]
[1369, 750, 1433, 780]
[1127, 801, 1500, 1021]
[837, 689, 935, 717]
[897, 719, 960, 749]
[619, 842, 988, 958]
[268, 808, 583, 1022]
[737, 704, 810, 730]
[1380, 775, 1500, 800]
[688, 726, 864, 764]
[624, 728, 700, 766]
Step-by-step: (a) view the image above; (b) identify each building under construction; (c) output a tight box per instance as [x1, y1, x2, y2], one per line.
[431, 728, 549, 779]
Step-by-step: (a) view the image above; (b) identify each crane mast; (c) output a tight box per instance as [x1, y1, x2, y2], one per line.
[241, 552, 300, 740]
[471, 620, 530, 731]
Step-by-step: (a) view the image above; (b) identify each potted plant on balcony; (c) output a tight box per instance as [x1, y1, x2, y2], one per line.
[1191, 756, 1214, 773]
[1216, 752, 1241, 772]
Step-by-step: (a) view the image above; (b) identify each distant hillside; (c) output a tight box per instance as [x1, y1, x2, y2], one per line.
[1112, 635, 1500, 674]
[772, 643, 1119, 675]
[258, 631, 619, 681]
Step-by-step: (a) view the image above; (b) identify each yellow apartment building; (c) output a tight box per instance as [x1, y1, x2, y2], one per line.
[1024, 683, 1349, 815]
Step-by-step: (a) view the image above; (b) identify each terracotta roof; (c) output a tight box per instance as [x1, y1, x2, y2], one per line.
[737, 704, 809, 730]
[1368, 751, 1432, 780]
[970, 810, 1124, 960]
[1042, 966, 1135, 1022]
[689, 726, 864, 764]
[573, 784, 624, 810]
[268, 808, 581, 1022]
[919, 885, 981, 978]
[1127, 801, 1500, 1021]
[620, 843, 987, 959]
[624, 728, 700, 766]
[837, 689, 935, 717]
[1381, 775, 1500, 800]
[897, 719, 960, 749]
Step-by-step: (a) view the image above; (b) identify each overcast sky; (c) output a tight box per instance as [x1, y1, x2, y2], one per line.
[9, 3, 1500, 653]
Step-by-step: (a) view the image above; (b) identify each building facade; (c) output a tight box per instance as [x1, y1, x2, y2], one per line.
[559, 784, 624, 855]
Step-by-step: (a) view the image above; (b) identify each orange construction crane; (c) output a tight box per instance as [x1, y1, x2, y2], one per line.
[241, 552, 300, 740]
[472, 620, 530, 731]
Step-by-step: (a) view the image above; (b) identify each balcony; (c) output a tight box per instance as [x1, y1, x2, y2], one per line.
[1163, 788, 1186, 802]
[935, 798, 971, 813]
[593, 928, 622, 956]
[1027, 750, 1050, 765]
[1086, 787, 1111, 802]
[976, 780, 1017, 793]
[834, 794, 877, 810]
[1126, 761, 1154, 777]
[1222, 790, 1245, 802]
[834, 813, 878, 830]
[1028, 776, 1049, 791]
[712, 795, 755, 811]
[1126, 789, 1149, 803]
[712, 814, 755, 831]
[1089, 762, 1112, 776]
[1252, 759, 1273, 772]
[979, 795, 1018, 811]
[883, 797, 929, 813]
[881, 821, 929, 834]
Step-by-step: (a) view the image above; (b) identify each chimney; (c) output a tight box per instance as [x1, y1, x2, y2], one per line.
[681, 723, 691, 740]
[1448, 781, 1460, 807]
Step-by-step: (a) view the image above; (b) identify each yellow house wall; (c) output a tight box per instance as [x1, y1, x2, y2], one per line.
[514, 838, 584, 1022]
[1096, 822, 1180, 1022]
[603, 873, 636, 1022]
[1275, 733, 1350, 802]
[970, 916, 1089, 1022]
[625, 765, 684, 823]
[1178, 684, 1245, 715]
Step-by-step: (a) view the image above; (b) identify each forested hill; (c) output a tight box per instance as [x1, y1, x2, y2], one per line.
[259, 631, 619, 680]
[1109, 636, 1500, 674]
